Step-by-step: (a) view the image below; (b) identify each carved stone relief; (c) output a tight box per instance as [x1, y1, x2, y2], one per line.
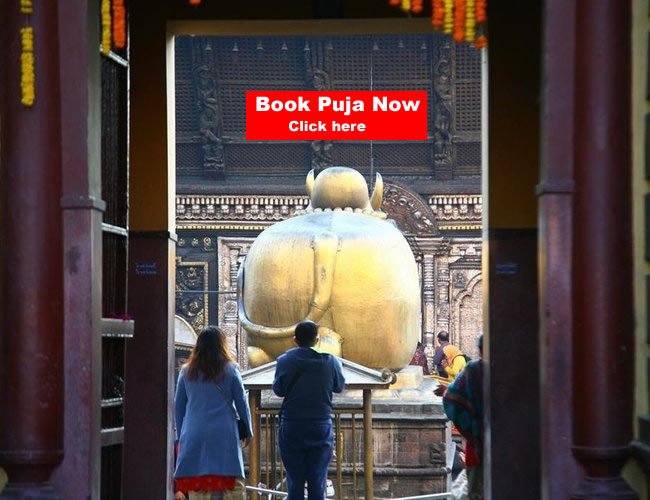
[421, 254, 436, 334]
[306, 40, 334, 173]
[175, 258, 209, 334]
[428, 442, 447, 468]
[217, 237, 253, 368]
[382, 182, 439, 237]
[178, 235, 217, 252]
[176, 195, 308, 224]
[435, 260, 450, 336]
[194, 38, 225, 178]
[432, 38, 453, 178]
[176, 193, 480, 229]
[451, 272, 482, 359]
[429, 195, 482, 229]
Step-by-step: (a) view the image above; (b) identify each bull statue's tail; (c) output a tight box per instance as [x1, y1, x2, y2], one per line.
[238, 232, 339, 340]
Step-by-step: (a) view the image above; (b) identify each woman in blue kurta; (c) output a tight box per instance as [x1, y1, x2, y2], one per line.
[174, 326, 253, 500]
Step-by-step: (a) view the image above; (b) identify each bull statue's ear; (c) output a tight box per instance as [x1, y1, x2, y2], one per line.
[370, 172, 383, 211]
[306, 169, 315, 196]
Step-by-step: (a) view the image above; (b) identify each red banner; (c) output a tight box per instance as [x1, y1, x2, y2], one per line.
[245, 90, 428, 141]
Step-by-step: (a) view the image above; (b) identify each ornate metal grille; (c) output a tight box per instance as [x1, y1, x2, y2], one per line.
[100, 19, 130, 500]
[101, 58, 129, 229]
[174, 32, 482, 180]
[176, 37, 197, 139]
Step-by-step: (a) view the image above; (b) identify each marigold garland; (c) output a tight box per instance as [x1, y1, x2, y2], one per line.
[476, 0, 487, 23]
[443, 0, 454, 35]
[101, 0, 111, 55]
[465, 0, 476, 43]
[474, 34, 487, 49]
[453, 0, 466, 42]
[112, 0, 126, 50]
[390, 0, 487, 48]
[20, 27, 35, 106]
[431, 0, 444, 28]
[411, 0, 423, 15]
[20, 0, 33, 14]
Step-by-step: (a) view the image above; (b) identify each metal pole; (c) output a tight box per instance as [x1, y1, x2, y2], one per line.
[249, 390, 261, 500]
[363, 389, 373, 500]
[245, 484, 288, 497]
[335, 414, 343, 500]
[352, 413, 358, 500]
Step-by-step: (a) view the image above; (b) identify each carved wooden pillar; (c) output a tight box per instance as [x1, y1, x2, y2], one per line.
[572, 0, 636, 497]
[0, 1, 63, 496]
[421, 252, 436, 358]
[225, 246, 243, 354]
[538, 0, 581, 496]
[50, 0, 103, 498]
[435, 255, 451, 338]
[217, 238, 251, 368]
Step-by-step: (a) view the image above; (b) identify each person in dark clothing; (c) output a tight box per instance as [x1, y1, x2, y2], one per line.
[409, 341, 431, 375]
[431, 331, 450, 377]
[272, 321, 346, 500]
[441, 334, 484, 500]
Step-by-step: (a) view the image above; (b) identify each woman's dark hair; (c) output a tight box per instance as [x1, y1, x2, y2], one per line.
[185, 326, 233, 382]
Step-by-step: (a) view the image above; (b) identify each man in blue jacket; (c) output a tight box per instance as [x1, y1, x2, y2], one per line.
[272, 321, 345, 500]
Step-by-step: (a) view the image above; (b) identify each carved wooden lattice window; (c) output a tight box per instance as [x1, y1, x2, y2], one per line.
[174, 33, 482, 181]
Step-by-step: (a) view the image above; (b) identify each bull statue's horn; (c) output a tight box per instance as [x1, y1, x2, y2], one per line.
[306, 169, 315, 197]
[370, 172, 383, 211]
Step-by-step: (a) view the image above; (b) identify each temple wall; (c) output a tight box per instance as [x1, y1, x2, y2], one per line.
[175, 191, 482, 369]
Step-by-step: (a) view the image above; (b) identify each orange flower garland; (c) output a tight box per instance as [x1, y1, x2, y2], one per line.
[453, 0, 465, 42]
[476, 0, 487, 23]
[390, 0, 487, 48]
[411, 0, 423, 14]
[431, 0, 445, 28]
[112, 0, 126, 50]
[474, 0, 487, 48]
[474, 35, 487, 49]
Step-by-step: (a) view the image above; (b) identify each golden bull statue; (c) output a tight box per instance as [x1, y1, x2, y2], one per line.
[238, 166, 421, 370]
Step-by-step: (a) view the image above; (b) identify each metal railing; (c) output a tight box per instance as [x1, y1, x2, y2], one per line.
[251, 409, 367, 500]
[245, 484, 452, 500]
[246, 406, 451, 500]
